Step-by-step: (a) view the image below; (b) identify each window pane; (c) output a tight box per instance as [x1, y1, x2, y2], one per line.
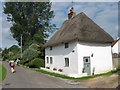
[47, 57, 49, 63]
[86, 59, 88, 62]
[50, 46, 52, 50]
[65, 43, 69, 48]
[65, 58, 69, 67]
[50, 57, 53, 64]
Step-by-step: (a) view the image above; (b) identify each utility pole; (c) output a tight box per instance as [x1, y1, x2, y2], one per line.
[72, 0, 74, 7]
[21, 34, 22, 59]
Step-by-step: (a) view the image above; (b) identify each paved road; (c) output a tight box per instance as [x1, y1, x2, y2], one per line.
[2, 61, 86, 88]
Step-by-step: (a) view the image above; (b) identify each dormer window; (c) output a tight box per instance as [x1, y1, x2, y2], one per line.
[65, 43, 69, 48]
[50, 46, 52, 50]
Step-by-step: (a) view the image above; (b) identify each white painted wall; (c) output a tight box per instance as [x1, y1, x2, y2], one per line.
[45, 42, 79, 75]
[77, 42, 113, 75]
[112, 40, 120, 54]
[45, 41, 113, 77]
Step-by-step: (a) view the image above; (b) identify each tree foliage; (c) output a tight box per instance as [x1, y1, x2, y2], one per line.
[4, 2, 55, 48]
[27, 58, 45, 68]
[2, 45, 20, 60]
[0, 48, 2, 52]
[22, 43, 39, 60]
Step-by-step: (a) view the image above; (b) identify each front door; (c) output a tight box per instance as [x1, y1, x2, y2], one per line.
[83, 57, 91, 75]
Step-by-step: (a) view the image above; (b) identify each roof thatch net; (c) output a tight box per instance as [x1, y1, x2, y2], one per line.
[45, 12, 114, 47]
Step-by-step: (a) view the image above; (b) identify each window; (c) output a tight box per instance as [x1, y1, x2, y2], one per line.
[46, 57, 49, 63]
[65, 43, 69, 48]
[50, 57, 53, 64]
[85, 58, 88, 62]
[65, 58, 69, 67]
[50, 46, 52, 50]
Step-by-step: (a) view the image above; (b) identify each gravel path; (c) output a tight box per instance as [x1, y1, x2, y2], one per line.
[2, 61, 86, 88]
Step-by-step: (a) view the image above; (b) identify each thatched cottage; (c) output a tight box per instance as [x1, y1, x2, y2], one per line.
[44, 8, 114, 77]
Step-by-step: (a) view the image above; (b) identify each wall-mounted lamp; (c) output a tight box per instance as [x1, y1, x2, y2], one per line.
[91, 53, 94, 57]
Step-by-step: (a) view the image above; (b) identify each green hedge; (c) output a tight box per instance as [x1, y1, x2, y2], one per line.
[27, 58, 45, 68]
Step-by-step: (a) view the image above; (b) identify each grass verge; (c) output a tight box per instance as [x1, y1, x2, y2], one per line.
[32, 68, 118, 80]
[0, 64, 6, 81]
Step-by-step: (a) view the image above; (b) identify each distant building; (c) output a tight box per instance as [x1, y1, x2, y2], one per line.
[44, 8, 114, 78]
[112, 38, 120, 54]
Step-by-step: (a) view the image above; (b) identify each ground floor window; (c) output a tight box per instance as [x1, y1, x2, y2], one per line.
[46, 57, 49, 63]
[65, 58, 69, 67]
[50, 57, 53, 64]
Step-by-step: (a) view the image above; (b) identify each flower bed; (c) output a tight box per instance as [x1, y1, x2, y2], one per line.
[58, 68, 63, 72]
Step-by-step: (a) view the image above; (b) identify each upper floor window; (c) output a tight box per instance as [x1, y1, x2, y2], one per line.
[50, 46, 52, 50]
[65, 43, 69, 48]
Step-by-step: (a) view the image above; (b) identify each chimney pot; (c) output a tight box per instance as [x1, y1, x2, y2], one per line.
[68, 7, 76, 19]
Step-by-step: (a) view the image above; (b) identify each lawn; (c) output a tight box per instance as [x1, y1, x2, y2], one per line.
[32, 68, 118, 80]
[0, 63, 6, 81]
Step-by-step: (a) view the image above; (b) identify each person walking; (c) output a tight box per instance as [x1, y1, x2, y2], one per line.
[9, 61, 16, 73]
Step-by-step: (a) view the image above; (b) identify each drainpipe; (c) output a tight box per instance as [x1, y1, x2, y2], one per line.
[92, 67, 95, 75]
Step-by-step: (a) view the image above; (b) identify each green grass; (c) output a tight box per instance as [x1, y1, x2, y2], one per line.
[32, 68, 75, 79]
[0, 64, 6, 81]
[32, 68, 118, 80]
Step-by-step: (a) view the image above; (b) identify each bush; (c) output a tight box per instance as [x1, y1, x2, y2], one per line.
[53, 68, 57, 71]
[27, 58, 45, 68]
[46, 67, 50, 69]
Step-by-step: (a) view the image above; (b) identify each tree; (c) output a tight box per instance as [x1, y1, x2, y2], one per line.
[2, 45, 20, 61]
[4, 2, 55, 48]
[0, 48, 2, 52]
[2, 48, 9, 60]
[22, 43, 39, 60]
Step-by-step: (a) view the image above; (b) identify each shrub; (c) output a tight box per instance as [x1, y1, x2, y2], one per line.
[20, 60, 30, 65]
[28, 58, 45, 68]
[53, 68, 57, 71]
[46, 67, 50, 69]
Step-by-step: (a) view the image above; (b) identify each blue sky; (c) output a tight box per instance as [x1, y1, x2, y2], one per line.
[0, 1, 119, 49]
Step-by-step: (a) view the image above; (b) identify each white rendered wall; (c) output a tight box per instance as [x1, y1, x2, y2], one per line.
[77, 42, 113, 75]
[45, 42, 79, 75]
[112, 40, 120, 54]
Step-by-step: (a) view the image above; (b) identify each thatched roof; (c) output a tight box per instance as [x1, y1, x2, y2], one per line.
[45, 12, 114, 47]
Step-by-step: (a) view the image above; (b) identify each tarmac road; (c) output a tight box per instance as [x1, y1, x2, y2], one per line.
[2, 61, 86, 88]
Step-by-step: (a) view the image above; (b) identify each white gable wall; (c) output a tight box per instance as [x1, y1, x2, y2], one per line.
[45, 41, 79, 75]
[77, 42, 113, 75]
[112, 40, 120, 54]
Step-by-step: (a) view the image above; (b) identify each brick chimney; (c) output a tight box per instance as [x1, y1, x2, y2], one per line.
[68, 7, 76, 19]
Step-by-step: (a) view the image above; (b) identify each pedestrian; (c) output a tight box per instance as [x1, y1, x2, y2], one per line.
[15, 58, 20, 65]
[9, 61, 16, 73]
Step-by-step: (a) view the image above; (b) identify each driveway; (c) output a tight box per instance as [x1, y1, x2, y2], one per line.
[2, 61, 86, 88]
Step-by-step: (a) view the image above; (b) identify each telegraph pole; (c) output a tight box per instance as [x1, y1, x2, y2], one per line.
[21, 34, 22, 59]
[72, 0, 74, 7]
